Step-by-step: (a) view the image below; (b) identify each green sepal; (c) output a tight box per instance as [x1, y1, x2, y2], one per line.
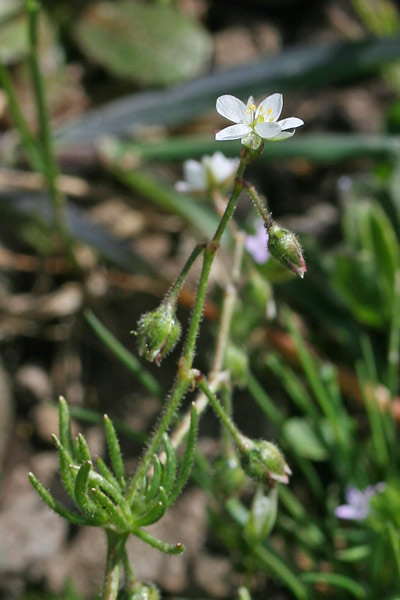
[51, 434, 76, 498]
[131, 525, 184, 555]
[96, 456, 123, 491]
[90, 487, 131, 532]
[74, 461, 101, 518]
[168, 403, 198, 506]
[146, 456, 162, 501]
[161, 434, 176, 495]
[76, 433, 92, 464]
[28, 472, 95, 526]
[59, 397, 74, 459]
[104, 414, 126, 486]
[134, 486, 168, 527]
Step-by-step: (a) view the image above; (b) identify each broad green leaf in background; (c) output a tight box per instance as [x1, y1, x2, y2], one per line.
[283, 417, 328, 461]
[73, 0, 212, 86]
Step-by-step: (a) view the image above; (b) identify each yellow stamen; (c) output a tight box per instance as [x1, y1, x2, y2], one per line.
[269, 117, 274, 122]
[267, 108, 273, 114]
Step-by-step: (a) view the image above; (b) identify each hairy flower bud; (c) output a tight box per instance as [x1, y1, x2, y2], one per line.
[213, 454, 246, 498]
[129, 581, 160, 600]
[245, 486, 278, 542]
[266, 221, 306, 278]
[137, 304, 181, 365]
[224, 344, 249, 386]
[238, 436, 291, 485]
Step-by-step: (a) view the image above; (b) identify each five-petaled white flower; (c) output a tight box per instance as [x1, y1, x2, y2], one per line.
[215, 93, 304, 149]
[175, 151, 239, 193]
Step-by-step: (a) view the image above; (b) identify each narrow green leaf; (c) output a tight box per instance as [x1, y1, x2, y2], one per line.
[76, 433, 92, 463]
[131, 526, 184, 555]
[246, 372, 284, 426]
[104, 414, 125, 485]
[51, 434, 75, 498]
[301, 572, 366, 598]
[28, 472, 94, 526]
[255, 545, 308, 600]
[146, 456, 162, 502]
[90, 487, 130, 532]
[96, 456, 122, 491]
[59, 396, 74, 459]
[74, 461, 100, 518]
[168, 403, 198, 506]
[88, 471, 131, 520]
[266, 354, 318, 419]
[134, 486, 168, 527]
[161, 433, 176, 495]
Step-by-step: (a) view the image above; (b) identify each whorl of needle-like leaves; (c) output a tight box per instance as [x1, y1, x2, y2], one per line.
[29, 397, 198, 555]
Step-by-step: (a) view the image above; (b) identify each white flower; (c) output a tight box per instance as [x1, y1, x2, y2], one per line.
[175, 151, 239, 193]
[215, 93, 304, 149]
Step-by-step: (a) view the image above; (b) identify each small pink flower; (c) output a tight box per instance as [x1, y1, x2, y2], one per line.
[334, 483, 386, 521]
[245, 223, 269, 264]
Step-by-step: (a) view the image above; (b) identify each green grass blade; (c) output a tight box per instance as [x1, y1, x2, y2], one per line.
[301, 572, 366, 599]
[246, 372, 284, 425]
[85, 310, 163, 400]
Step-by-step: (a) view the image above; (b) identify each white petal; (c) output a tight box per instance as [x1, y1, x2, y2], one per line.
[278, 117, 304, 130]
[254, 121, 282, 139]
[216, 95, 248, 124]
[183, 159, 206, 190]
[207, 152, 239, 182]
[267, 130, 295, 141]
[256, 93, 283, 121]
[215, 123, 251, 141]
[175, 181, 190, 192]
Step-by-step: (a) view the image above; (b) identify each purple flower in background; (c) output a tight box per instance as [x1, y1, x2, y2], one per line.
[245, 223, 269, 264]
[334, 483, 386, 521]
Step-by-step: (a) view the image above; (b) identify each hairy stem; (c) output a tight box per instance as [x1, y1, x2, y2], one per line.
[126, 156, 248, 503]
[102, 532, 128, 600]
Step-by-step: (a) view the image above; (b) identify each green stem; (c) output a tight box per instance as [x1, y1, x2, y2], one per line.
[196, 377, 243, 447]
[125, 377, 190, 504]
[0, 62, 43, 171]
[244, 182, 271, 224]
[167, 242, 205, 304]
[184, 159, 247, 364]
[25, 0, 63, 230]
[126, 156, 248, 504]
[102, 532, 128, 600]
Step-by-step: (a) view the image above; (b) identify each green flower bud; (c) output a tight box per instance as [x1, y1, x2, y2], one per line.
[245, 485, 278, 543]
[128, 581, 160, 600]
[238, 436, 291, 485]
[213, 454, 246, 498]
[224, 344, 249, 386]
[137, 304, 181, 365]
[267, 221, 306, 278]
